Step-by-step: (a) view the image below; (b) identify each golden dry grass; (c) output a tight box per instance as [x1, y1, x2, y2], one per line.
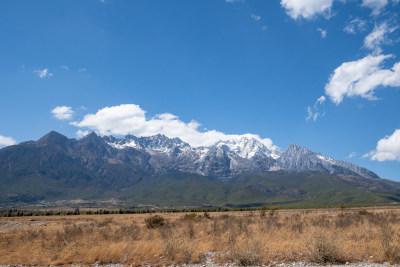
[0, 208, 400, 266]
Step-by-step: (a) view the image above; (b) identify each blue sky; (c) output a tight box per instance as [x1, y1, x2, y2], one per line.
[1, 0, 400, 180]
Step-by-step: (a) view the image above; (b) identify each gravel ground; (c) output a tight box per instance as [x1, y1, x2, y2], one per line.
[1, 263, 398, 267]
[1, 253, 398, 267]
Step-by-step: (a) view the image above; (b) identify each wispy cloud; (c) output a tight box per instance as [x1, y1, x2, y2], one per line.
[51, 106, 75, 120]
[348, 152, 357, 158]
[324, 54, 400, 105]
[78, 68, 87, 72]
[70, 104, 279, 150]
[344, 18, 367, 35]
[262, 25, 267, 31]
[363, 22, 398, 54]
[61, 65, 69, 70]
[250, 13, 261, 21]
[364, 129, 400, 161]
[0, 135, 16, 147]
[317, 28, 327, 38]
[306, 95, 326, 121]
[34, 68, 54, 78]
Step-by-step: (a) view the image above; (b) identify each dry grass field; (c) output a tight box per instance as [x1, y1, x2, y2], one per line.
[1, 207, 400, 266]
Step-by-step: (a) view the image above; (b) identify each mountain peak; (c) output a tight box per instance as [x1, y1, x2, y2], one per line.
[79, 132, 103, 144]
[86, 131, 98, 138]
[287, 143, 301, 151]
[37, 131, 68, 146]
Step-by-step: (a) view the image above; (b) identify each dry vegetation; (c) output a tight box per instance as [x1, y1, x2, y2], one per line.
[1, 207, 400, 266]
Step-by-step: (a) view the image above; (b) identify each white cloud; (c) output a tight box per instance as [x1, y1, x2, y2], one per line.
[317, 28, 327, 38]
[51, 106, 75, 120]
[306, 95, 326, 121]
[34, 68, 54, 78]
[262, 25, 267, 31]
[71, 104, 279, 150]
[325, 54, 400, 104]
[280, 0, 335, 20]
[361, 0, 389, 15]
[76, 130, 90, 138]
[78, 68, 87, 72]
[225, 0, 243, 2]
[250, 13, 261, 21]
[61, 65, 69, 70]
[348, 152, 357, 158]
[316, 95, 326, 104]
[365, 129, 400, 161]
[344, 18, 367, 34]
[363, 22, 398, 54]
[0, 135, 16, 147]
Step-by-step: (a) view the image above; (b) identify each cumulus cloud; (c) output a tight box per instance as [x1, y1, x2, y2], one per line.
[361, 0, 389, 15]
[365, 129, 400, 161]
[344, 18, 367, 34]
[306, 95, 326, 121]
[0, 135, 16, 147]
[280, 0, 334, 20]
[363, 22, 398, 54]
[317, 28, 327, 38]
[34, 68, 54, 78]
[51, 106, 75, 120]
[325, 54, 400, 104]
[250, 13, 261, 21]
[71, 104, 279, 150]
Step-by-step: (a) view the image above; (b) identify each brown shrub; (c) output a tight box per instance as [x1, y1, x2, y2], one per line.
[145, 215, 165, 229]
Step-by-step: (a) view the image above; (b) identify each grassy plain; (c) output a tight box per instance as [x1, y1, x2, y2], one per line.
[0, 207, 400, 266]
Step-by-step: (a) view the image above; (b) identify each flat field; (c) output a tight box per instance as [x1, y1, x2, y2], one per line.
[0, 207, 400, 266]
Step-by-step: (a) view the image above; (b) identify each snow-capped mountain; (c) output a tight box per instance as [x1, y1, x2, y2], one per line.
[1, 131, 398, 207]
[277, 143, 378, 179]
[104, 133, 378, 180]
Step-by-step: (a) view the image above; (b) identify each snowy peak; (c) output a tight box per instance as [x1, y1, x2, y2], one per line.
[215, 137, 270, 158]
[279, 143, 379, 179]
[138, 134, 189, 151]
[105, 134, 190, 153]
[214, 137, 281, 160]
[285, 143, 311, 155]
[102, 133, 378, 180]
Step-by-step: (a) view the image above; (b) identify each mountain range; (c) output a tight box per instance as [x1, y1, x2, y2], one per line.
[0, 131, 399, 207]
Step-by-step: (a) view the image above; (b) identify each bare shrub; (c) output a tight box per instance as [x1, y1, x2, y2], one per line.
[162, 237, 192, 264]
[358, 209, 371, 216]
[379, 225, 400, 263]
[182, 213, 202, 222]
[203, 211, 211, 219]
[186, 222, 195, 239]
[335, 213, 359, 229]
[260, 206, 267, 217]
[291, 222, 303, 233]
[306, 233, 345, 263]
[229, 240, 261, 266]
[145, 215, 165, 229]
[97, 217, 114, 227]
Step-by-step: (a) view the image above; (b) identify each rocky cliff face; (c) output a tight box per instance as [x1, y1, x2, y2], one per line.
[277, 143, 379, 179]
